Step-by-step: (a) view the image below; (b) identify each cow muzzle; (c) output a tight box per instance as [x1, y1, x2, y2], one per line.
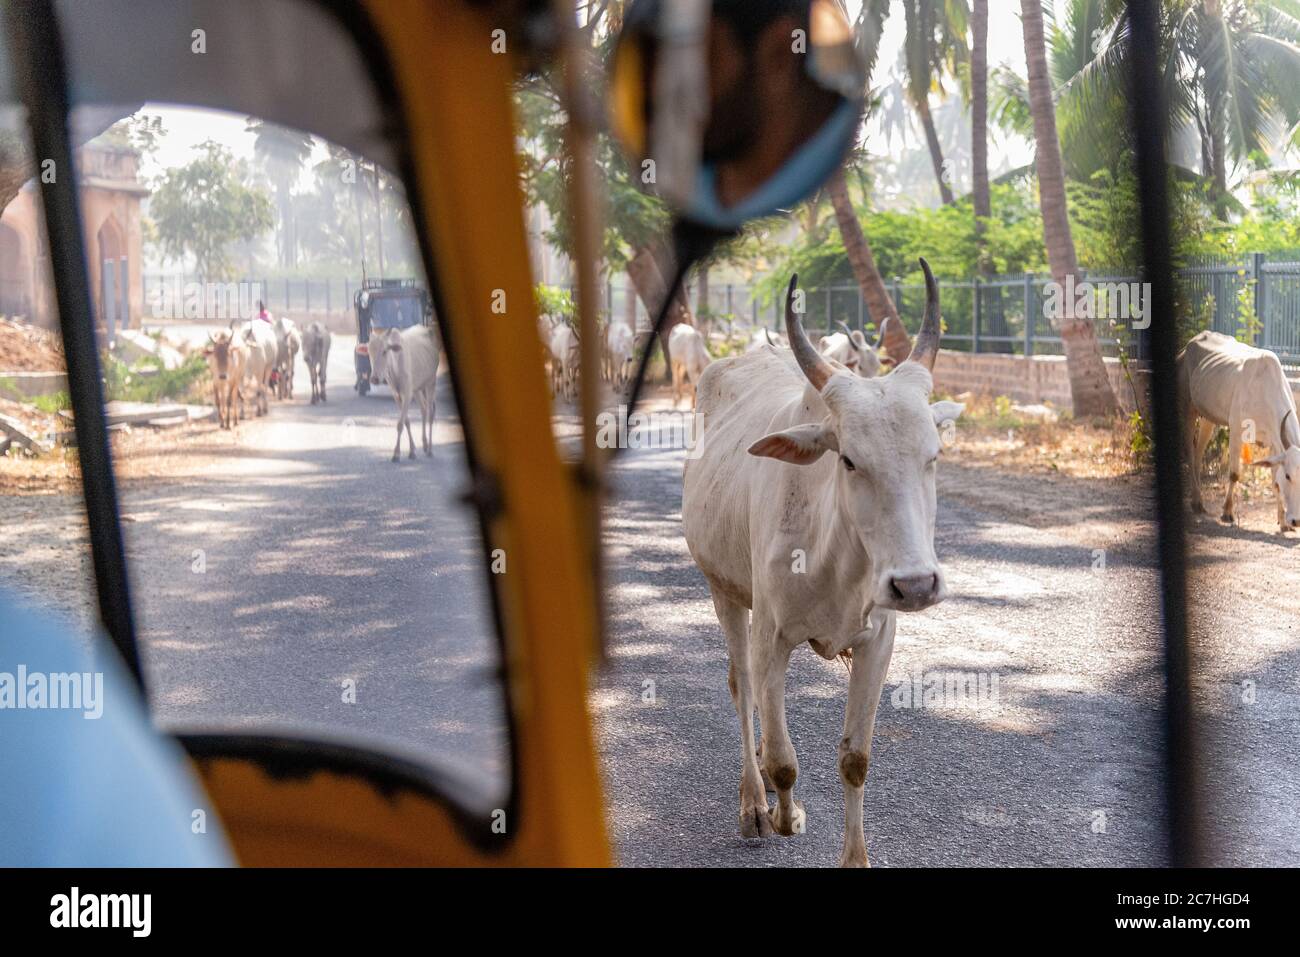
[875, 568, 945, 612]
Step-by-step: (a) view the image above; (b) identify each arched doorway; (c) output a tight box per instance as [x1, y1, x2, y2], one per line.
[0, 222, 29, 320]
[96, 214, 129, 335]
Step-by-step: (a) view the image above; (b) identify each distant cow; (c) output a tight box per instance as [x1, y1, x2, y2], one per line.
[681, 260, 962, 867]
[379, 325, 439, 462]
[302, 322, 332, 405]
[604, 322, 635, 395]
[746, 328, 787, 353]
[819, 321, 883, 378]
[240, 320, 278, 416]
[273, 317, 300, 399]
[549, 324, 581, 401]
[1179, 330, 1300, 532]
[668, 323, 711, 409]
[205, 327, 246, 429]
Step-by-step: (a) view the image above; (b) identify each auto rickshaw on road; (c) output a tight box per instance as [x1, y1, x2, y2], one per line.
[353, 279, 432, 395]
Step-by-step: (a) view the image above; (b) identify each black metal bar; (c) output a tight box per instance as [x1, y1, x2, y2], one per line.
[1126, 0, 1201, 866]
[5, 0, 144, 688]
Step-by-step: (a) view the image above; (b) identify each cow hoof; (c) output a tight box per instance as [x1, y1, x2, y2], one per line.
[1220, 512, 1234, 524]
[424, 448, 432, 458]
[391, 454, 400, 464]
[739, 804, 774, 839]
[838, 848, 871, 868]
[772, 799, 806, 837]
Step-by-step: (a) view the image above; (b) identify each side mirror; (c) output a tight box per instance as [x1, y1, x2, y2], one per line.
[609, 0, 864, 231]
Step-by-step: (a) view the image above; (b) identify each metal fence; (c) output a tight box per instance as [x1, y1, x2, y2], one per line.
[145, 252, 1300, 363]
[144, 275, 363, 319]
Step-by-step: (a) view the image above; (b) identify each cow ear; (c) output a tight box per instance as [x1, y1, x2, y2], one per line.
[1249, 453, 1285, 468]
[748, 423, 837, 465]
[930, 401, 965, 428]
[850, 330, 868, 349]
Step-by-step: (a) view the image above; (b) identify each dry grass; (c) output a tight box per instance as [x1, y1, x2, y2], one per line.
[943, 392, 1146, 480]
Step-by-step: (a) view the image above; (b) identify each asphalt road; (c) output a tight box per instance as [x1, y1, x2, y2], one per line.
[3, 325, 1298, 865]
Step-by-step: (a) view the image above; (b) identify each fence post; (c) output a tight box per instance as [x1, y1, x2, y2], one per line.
[973, 277, 982, 354]
[1023, 273, 1034, 357]
[1253, 252, 1268, 349]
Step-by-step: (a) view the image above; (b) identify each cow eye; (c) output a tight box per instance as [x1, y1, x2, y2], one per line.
[840, 455, 856, 472]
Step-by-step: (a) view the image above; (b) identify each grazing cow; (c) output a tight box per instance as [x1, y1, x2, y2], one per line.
[819, 321, 883, 378]
[240, 320, 278, 416]
[1179, 329, 1300, 532]
[746, 328, 787, 353]
[379, 325, 439, 462]
[273, 317, 300, 399]
[302, 322, 332, 405]
[204, 328, 246, 429]
[668, 323, 711, 409]
[549, 323, 581, 401]
[604, 321, 636, 394]
[681, 260, 962, 867]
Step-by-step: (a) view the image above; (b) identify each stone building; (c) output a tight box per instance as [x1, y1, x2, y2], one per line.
[0, 142, 148, 332]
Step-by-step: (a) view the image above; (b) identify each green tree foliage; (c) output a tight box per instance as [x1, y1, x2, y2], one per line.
[150, 140, 274, 279]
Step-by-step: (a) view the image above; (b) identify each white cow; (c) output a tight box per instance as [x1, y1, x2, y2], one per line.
[379, 325, 439, 462]
[240, 320, 278, 416]
[204, 327, 246, 429]
[549, 323, 581, 401]
[604, 321, 636, 394]
[272, 316, 300, 399]
[668, 323, 711, 409]
[1179, 329, 1300, 532]
[746, 328, 786, 353]
[302, 322, 331, 405]
[819, 321, 883, 378]
[681, 260, 962, 867]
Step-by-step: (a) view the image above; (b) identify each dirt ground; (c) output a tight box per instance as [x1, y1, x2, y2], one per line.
[0, 317, 64, 372]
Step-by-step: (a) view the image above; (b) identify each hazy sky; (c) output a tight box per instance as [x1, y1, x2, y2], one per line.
[133, 2, 1035, 189]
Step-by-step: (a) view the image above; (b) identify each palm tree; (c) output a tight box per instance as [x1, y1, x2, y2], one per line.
[1021, 0, 1119, 415]
[247, 120, 314, 267]
[824, 0, 909, 360]
[900, 0, 969, 205]
[971, 0, 991, 270]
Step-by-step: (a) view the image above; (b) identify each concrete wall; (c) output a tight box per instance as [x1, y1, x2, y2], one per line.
[932, 352, 1151, 415]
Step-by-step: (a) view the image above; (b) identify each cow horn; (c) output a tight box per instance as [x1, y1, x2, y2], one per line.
[835, 320, 852, 336]
[906, 257, 941, 371]
[784, 274, 834, 392]
[763, 328, 776, 347]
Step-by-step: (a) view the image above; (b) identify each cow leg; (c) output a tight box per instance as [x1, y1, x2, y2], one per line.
[421, 389, 434, 456]
[392, 399, 406, 462]
[838, 613, 895, 868]
[1188, 417, 1214, 513]
[404, 397, 417, 460]
[754, 633, 803, 837]
[1222, 404, 1243, 522]
[711, 589, 772, 839]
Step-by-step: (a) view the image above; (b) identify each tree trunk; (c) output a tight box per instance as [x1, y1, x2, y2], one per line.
[626, 242, 693, 380]
[1021, 0, 1118, 416]
[825, 166, 912, 364]
[970, 0, 1010, 352]
[971, 0, 991, 270]
[915, 95, 954, 206]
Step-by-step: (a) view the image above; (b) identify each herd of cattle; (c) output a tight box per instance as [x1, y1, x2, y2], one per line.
[202, 315, 442, 464]
[540, 310, 887, 409]
[204, 316, 332, 428]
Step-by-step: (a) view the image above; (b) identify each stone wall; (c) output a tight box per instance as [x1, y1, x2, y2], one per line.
[931, 352, 1150, 415]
